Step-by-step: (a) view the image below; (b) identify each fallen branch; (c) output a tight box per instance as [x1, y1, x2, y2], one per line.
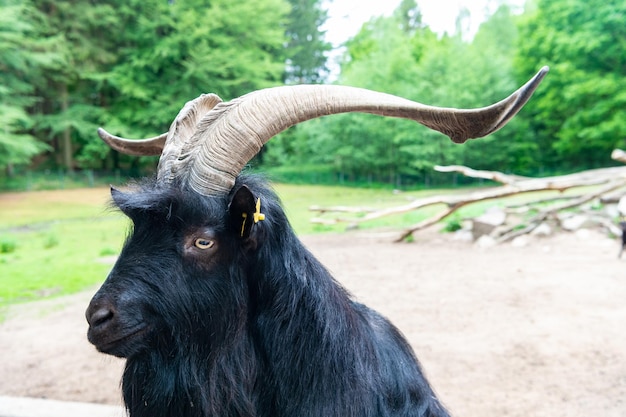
[434, 165, 626, 190]
[393, 168, 626, 242]
[495, 179, 626, 243]
[309, 149, 626, 243]
[313, 171, 620, 229]
[433, 165, 530, 185]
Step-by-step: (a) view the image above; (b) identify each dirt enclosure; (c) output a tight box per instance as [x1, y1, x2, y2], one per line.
[1, 229, 625, 417]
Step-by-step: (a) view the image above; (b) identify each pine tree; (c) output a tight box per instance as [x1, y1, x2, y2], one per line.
[0, 0, 58, 174]
[284, 0, 332, 83]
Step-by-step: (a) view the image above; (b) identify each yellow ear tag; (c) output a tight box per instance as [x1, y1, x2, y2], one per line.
[254, 198, 265, 223]
[240, 198, 265, 237]
[240, 213, 248, 237]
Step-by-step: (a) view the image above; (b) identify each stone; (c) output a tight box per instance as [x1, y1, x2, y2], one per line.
[531, 223, 552, 237]
[475, 235, 497, 248]
[511, 235, 530, 247]
[452, 229, 474, 242]
[561, 214, 593, 231]
[472, 207, 507, 239]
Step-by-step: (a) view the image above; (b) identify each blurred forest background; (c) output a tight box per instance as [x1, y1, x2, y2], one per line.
[1, 0, 625, 190]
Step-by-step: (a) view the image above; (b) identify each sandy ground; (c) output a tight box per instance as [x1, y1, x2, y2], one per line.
[1, 229, 625, 417]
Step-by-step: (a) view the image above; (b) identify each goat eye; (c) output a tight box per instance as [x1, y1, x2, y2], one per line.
[194, 238, 215, 249]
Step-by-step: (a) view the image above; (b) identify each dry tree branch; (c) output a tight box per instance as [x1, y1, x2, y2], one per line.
[433, 165, 530, 185]
[495, 179, 626, 243]
[310, 150, 626, 242]
[393, 168, 626, 242]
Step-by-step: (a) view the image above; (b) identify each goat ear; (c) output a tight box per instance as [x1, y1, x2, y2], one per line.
[110, 186, 128, 208]
[228, 185, 257, 240]
[110, 185, 123, 200]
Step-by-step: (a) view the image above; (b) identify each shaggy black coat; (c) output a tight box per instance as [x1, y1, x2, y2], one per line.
[86, 174, 451, 417]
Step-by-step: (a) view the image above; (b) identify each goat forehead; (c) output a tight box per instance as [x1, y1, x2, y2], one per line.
[115, 188, 228, 226]
[175, 194, 227, 225]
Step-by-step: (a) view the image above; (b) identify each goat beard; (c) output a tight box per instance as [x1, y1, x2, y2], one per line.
[122, 332, 258, 417]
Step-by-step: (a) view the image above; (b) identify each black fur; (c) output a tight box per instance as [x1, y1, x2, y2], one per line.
[617, 220, 626, 258]
[86, 174, 451, 417]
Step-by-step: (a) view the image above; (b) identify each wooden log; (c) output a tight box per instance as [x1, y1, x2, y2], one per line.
[495, 179, 626, 243]
[311, 149, 626, 244]
[434, 165, 530, 185]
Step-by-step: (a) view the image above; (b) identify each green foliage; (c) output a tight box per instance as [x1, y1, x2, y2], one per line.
[43, 233, 59, 249]
[0, 237, 17, 254]
[0, 169, 139, 192]
[1, 0, 624, 187]
[442, 216, 463, 233]
[266, 1, 626, 185]
[0, 0, 55, 171]
[259, 163, 339, 185]
[284, 0, 332, 83]
[267, 2, 540, 185]
[106, 0, 290, 126]
[515, 0, 626, 170]
[99, 247, 118, 256]
[0, 0, 300, 175]
[0, 106, 49, 169]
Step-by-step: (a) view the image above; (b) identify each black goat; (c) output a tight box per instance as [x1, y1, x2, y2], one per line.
[86, 69, 547, 417]
[88, 175, 450, 417]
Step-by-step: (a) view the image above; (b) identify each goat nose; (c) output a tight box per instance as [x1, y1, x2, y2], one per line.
[86, 303, 115, 328]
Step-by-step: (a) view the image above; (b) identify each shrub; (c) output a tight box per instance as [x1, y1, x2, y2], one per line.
[44, 234, 59, 249]
[442, 216, 463, 233]
[0, 238, 17, 254]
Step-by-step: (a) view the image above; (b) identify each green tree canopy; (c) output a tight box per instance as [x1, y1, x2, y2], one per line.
[3, 0, 292, 173]
[284, 0, 332, 83]
[3, 0, 625, 187]
[516, 0, 626, 170]
[264, 2, 534, 185]
[0, 0, 57, 173]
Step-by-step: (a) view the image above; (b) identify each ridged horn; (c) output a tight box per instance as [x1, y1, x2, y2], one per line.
[157, 94, 223, 181]
[97, 93, 222, 161]
[98, 67, 548, 196]
[97, 129, 167, 156]
[166, 66, 548, 196]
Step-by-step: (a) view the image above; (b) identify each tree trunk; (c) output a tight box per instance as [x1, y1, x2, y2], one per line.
[60, 84, 73, 172]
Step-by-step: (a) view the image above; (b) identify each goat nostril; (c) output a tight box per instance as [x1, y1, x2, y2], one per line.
[88, 307, 114, 327]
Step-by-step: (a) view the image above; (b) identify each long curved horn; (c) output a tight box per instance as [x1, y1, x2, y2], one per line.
[168, 66, 548, 195]
[97, 93, 222, 161]
[97, 129, 167, 156]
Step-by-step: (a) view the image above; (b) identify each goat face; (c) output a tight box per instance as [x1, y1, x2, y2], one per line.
[86, 183, 260, 358]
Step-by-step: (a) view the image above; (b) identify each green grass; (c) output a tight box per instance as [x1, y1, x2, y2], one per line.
[0, 184, 448, 312]
[0, 188, 126, 314]
[0, 188, 114, 227]
[272, 183, 447, 234]
[0, 219, 126, 303]
[0, 182, 590, 314]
